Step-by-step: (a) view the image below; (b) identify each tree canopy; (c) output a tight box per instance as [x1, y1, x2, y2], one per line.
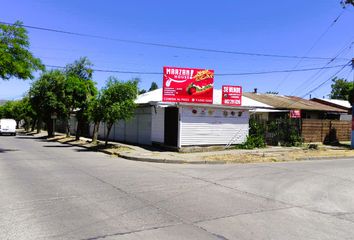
[100, 77, 138, 145]
[27, 58, 97, 137]
[64, 57, 97, 138]
[0, 21, 44, 80]
[64, 57, 96, 111]
[341, 0, 354, 7]
[87, 94, 105, 143]
[29, 70, 66, 136]
[148, 81, 158, 91]
[329, 77, 353, 103]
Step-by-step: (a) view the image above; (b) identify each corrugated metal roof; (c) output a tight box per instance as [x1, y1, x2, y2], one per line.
[135, 89, 273, 108]
[243, 93, 347, 112]
[311, 98, 351, 109]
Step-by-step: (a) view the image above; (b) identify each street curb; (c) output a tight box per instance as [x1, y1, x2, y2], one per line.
[296, 156, 354, 161]
[116, 152, 228, 164]
[30, 133, 354, 165]
[57, 141, 354, 165]
[117, 153, 354, 165]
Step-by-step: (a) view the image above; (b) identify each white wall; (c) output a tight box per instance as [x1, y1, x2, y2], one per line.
[151, 107, 165, 144]
[63, 105, 249, 147]
[86, 106, 152, 145]
[180, 106, 249, 146]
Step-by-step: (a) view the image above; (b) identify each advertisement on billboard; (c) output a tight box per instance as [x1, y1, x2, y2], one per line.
[222, 85, 242, 106]
[290, 110, 301, 118]
[162, 66, 214, 104]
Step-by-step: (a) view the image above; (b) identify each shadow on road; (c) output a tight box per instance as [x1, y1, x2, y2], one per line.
[16, 136, 48, 140]
[0, 148, 19, 153]
[74, 148, 98, 153]
[42, 145, 74, 148]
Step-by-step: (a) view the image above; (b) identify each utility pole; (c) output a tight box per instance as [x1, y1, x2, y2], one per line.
[351, 58, 354, 149]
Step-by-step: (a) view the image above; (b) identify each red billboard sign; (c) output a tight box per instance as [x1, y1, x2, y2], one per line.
[162, 66, 214, 104]
[290, 110, 301, 118]
[222, 85, 242, 106]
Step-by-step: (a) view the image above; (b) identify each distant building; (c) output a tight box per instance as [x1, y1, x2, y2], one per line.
[310, 98, 351, 121]
[243, 93, 347, 120]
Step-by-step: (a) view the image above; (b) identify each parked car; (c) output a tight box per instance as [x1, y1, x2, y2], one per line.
[0, 119, 16, 136]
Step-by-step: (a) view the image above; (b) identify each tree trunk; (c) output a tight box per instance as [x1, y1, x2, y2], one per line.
[75, 120, 82, 141]
[66, 117, 71, 137]
[36, 118, 42, 134]
[105, 123, 113, 146]
[31, 119, 37, 132]
[46, 119, 54, 137]
[91, 121, 100, 144]
[24, 118, 30, 131]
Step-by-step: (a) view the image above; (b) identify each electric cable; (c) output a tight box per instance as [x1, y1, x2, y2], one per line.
[0, 21, 349, 61]
[300, 63, 350, 98]
[284, 61, 351, 108]
[275, 9, 346, 91]
[43, 64, 348, 76]
[290, 40, 354, 96]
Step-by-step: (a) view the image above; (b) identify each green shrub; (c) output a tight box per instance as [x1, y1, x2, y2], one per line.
[238, 135, 266, 149]
[237, 118, 266, 149]
[267, 118, 303, 147]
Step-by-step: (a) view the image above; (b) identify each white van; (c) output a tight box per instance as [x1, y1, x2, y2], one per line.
[0, 119, 17, 136]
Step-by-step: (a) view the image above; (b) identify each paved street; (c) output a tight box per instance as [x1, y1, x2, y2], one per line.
[1, 135, 354, 239]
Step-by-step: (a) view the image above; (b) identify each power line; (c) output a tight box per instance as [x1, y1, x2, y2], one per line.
[300, 63, 350, 98]
[45, 65, 161, 75]
[44, 64, 348, 76]
[344, 67, 353, 82]
[216, 64, 348, 76]
[284, 62, 351, 109]
[0, 21, 349, 61]
[289, 40, 354, 96]
[275, 10, 346, 91]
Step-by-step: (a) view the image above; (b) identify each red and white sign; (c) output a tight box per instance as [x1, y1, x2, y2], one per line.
[162, 66, 214, 104]
[222, 85, 242, 106]
[290, 110, 301, 118]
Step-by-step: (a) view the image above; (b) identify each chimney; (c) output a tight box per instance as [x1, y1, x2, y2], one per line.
[254, 88, 258, 93]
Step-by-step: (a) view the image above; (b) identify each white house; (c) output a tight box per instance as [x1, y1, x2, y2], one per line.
[98, 89, 274, 149]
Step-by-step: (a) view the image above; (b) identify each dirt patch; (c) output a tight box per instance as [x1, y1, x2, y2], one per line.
[203, 148, 354, 163]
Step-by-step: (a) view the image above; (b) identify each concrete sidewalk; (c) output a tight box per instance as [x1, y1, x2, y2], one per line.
[21, 131, 354, 164]
[115, 146, 303, 164]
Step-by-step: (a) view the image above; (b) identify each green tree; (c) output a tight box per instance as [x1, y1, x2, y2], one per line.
[138, 89, 147, 95]
[0, 101, 16, 119]
[329, 77, 353, 102]
[0, 21, 44, 80]
[148, 81, 158, 91]
[9, 100, 24, 127]
[19, 95, 37, 131]
[101, 77, 138, 145]
[341, 0, 354, 7]
[64, 57, 97, 139]
[87, 94, 104, 144]
[0, 100, 21, 127]
[29, 70, 66, 137]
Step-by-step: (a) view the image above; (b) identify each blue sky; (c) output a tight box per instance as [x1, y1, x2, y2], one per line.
[0, 0, 353, 100]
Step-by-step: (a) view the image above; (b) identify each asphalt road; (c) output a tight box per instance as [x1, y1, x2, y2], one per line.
[1, 135, 354, 240]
